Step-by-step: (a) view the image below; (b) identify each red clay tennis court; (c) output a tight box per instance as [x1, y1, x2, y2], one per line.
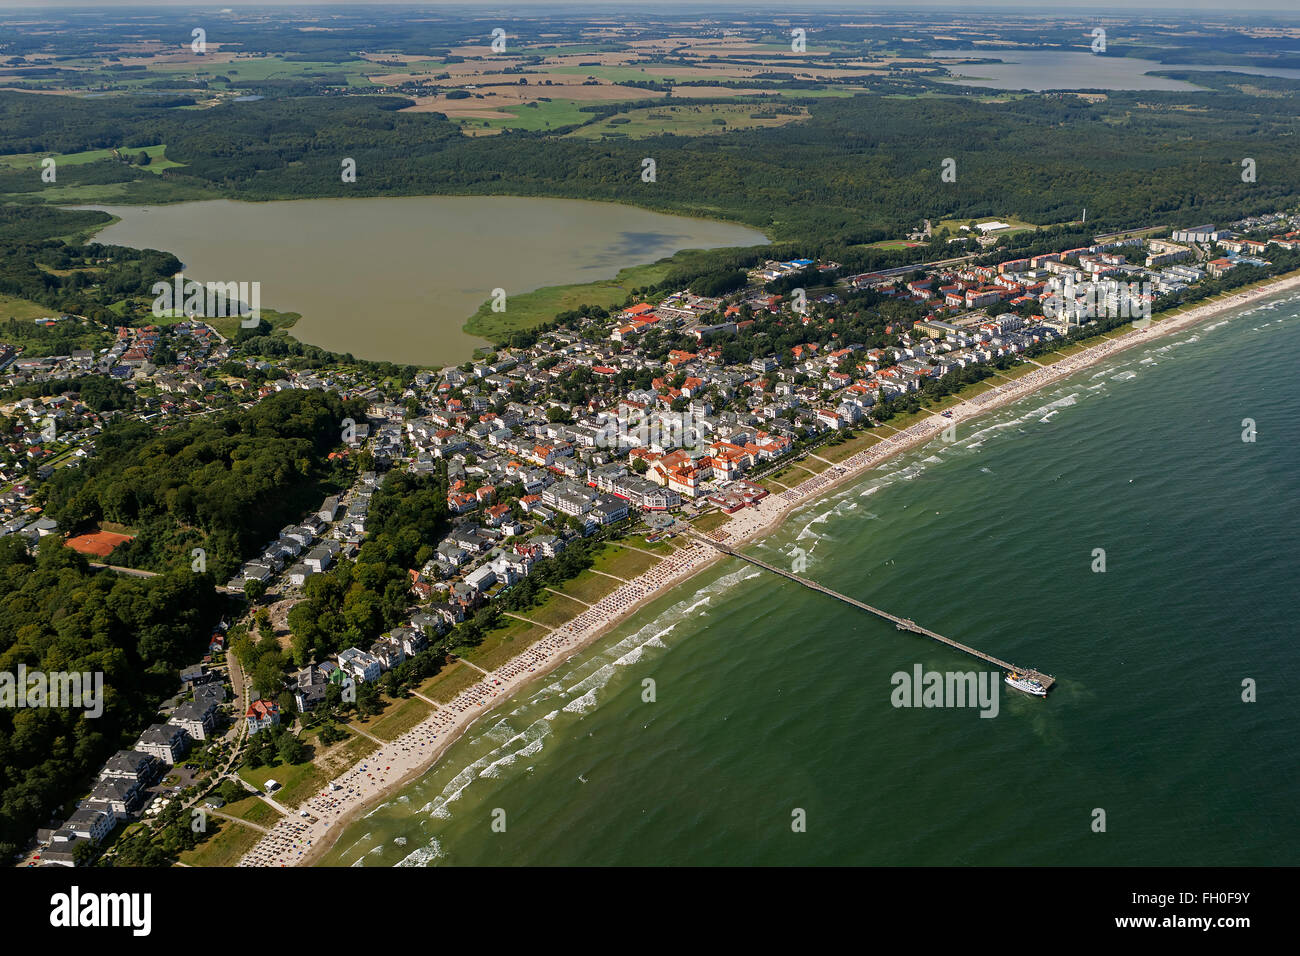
[64, 530, 134, 558]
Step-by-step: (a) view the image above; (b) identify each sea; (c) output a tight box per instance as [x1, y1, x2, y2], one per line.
[319, 289, 1300, 866]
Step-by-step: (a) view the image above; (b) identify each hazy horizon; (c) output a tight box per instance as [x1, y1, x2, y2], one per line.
[3, 0, 1299, 13]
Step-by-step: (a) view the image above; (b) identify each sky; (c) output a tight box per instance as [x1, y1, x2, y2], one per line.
[1, 0, 1298, 11]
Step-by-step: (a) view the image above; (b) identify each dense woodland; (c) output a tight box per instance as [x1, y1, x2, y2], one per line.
[3, 78, 1299, 245]
[0, 537, 223, 859]
[39, 389, 362, 579]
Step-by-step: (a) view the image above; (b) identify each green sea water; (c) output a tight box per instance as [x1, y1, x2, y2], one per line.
[320, 291, 1300, 866]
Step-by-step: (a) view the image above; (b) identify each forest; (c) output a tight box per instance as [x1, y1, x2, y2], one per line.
[39, 389, 363, 579]
[3, 78, 1298, 246]
[0, 536, 224, 859]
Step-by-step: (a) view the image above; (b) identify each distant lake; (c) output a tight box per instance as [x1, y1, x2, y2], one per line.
[84, 197, 768, 365]
[929, 49, 1300, 91]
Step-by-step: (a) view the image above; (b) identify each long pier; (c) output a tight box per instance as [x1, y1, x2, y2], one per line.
[689, 532, 1055, 693]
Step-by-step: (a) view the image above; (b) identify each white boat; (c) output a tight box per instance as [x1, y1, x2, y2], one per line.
[1005, 671, 1048, 697]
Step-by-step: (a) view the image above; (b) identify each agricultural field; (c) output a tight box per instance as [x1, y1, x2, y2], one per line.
[0, 143, 181, 173]
[569, 102, 810, 139]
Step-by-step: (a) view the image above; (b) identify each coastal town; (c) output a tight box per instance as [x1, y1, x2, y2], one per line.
[5, 208, 1299, 867]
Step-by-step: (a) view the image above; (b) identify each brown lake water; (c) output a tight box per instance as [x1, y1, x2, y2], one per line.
[86, 196, 768, 366]
[930, 49, 1300, 91]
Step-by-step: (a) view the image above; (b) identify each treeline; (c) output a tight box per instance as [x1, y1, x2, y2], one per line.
[0, 537, 223, 860]
[234, 319, 418, 381]
[40, 389, 361, 579]
[4, 82, 1298, 246]
[0, 373, 135, 412]
[0, 204, 110, 243]
[0, 228, 182, 327]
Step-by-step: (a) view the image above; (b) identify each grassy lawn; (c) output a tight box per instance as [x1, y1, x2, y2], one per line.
[759, 463, 805, 488]
[0, 292, 57, 322]
[461, 616, 553, 671]
[819, 431, 883, 463]
[239, 758, 328, 809]
[236, 725, 378, 809]
[554, 568, 622, 606]
[877, 407, 936, 431]
[517, 591, 585, 628]
[691, 510, 732, 534]
[417, 660, 481, 703]
[178, 817, 263, 867]
[954, 378, 1000, 399]
[464, 257, 678, 341]
[918, 392, 976, 415]
[622, 534, 678, 554]
[591, 542, 661, 578]
[1052, 341, 1094, 357]
[365, 696, 433, 741]
[222, 795, 282, 827]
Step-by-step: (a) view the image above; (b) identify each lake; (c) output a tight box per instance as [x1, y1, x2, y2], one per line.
[85, 196, 769, 366]
[929, 49, 1300, 91]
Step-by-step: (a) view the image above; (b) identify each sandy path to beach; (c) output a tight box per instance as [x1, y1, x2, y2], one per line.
[237, 274, 1299, 867]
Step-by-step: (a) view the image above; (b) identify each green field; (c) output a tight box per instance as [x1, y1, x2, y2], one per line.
[178, 816, 264, 867]
[239, 759, 327, 809]
[364, 695, 433, 741]
[690, 510, 732, 534]
[464, 255, 678, 341]
[819, 430, 884, 462]
[0, 292, 54, 323]
[569, 102, 809, 139]
[462, 616, 553, 671]
[590, 542, 662, 578]
[463, 97, 604, 133]
[0, 143, 182, 174]
[935, 215, 1043, 238]
[522, 590, 589, 628]
[417, 660, 481, 703]
[553, 568, 622, 606]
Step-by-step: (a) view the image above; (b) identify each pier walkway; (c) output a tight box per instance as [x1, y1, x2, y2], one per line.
[687, 531, 1055, 692]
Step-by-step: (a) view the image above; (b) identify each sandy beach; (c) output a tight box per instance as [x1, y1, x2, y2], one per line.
[236, 272, 1300, 867]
